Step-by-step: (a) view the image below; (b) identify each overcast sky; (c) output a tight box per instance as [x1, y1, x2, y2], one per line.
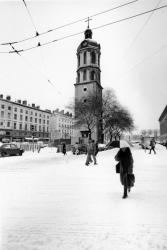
[0, 0, 167, 131]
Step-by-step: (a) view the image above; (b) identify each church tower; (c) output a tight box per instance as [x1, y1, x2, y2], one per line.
[74, 24, 103, 142]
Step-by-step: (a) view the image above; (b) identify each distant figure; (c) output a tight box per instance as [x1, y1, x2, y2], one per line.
[95, 141, 99, 156]
[115, 147, 135, 199]
[38, 144, 41, 153]
[74, 142, 79, 155]
[62, 143, 67, 155]
[149, 138, 156, 154]
[85, 140, 97, 166]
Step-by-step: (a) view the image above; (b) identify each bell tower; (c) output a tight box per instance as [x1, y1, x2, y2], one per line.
[74, 23, 103, 142]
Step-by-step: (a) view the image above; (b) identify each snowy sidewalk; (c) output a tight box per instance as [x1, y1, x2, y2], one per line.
[0, 146, 167, 250]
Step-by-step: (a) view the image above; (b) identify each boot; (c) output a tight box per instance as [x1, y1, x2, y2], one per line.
[122, 186, 128, 198]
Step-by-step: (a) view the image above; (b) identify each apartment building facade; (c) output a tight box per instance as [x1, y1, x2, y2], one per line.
[50, 109, 74, 141]
[0, 94, 51, 142]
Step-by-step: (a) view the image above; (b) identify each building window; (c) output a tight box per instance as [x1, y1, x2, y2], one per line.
[35, 118, 37, 123]
[84, 51, 87, 64]
[39, 126, 41, 132]
[0, 122, 3, 126]
[14, 107, 17, 112]
[20, 115, 23, 121]
[1, 111, 4, 117]
[20, 109, 23, 113]
[30, 117, 33, 122]
[25, 124, 27, 130]
[39, 119, 41, 124]
[25, 116, 28, 121]
[8, 106, 11, 110]
[19, 124, 22, 130]
[7, 122, 10, 127]
[83, 70, 86, 81]
[14, 123, 16, 129]
[1, 105, 5, 109]
[14, 114, 17, 120]
[8, 113, 11, 119]
[26, 110, 28, 114]
[91, 51, 96, 64]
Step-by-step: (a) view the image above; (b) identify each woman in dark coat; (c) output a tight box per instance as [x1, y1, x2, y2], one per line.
[115, 147, 135, 199]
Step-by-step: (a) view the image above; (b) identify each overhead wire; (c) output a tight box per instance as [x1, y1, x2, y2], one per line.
[9, 43, 63, 96]
[5, 3, 167, 54]
[0, 0, 139, 46]
[21, 0, 61, 95]
[121, 0, 162, 61]
[114, 44, 167, 82]
[22, 0, 39, 35]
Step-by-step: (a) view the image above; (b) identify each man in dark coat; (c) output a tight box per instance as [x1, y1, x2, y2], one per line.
[115, 147, 134, 199]
[85, 140, 97, 166]
[62, 143, 67, 155]
[149, 138, 156, 154]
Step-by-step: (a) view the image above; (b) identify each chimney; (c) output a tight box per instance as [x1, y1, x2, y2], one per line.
[23, 100, 27, 106]
[0, 94, 3, 99]
[6, 95, 11, 101]
[36, 106, 40, 109]
[17, 100, 21, 104]
[32, 103, 35, 108]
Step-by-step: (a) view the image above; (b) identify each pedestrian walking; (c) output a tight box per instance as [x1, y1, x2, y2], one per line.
[85, 140, 97, 166]
[94, 141, 99, 156]
[110, 140, 135, 199]
[62, 143, 67, 155]
[149, 138, 156, 154]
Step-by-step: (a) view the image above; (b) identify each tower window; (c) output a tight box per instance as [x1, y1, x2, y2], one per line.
[83, 70, 87, 81]
[84, 51, 87, 64]
[78, 54, 80, 66]
[78, 72, 80, 83]
[83, 87, 87, 92]
[90, 71, 95, 80]
[83, 99, 87, 103]
[91, 51, 96, 64]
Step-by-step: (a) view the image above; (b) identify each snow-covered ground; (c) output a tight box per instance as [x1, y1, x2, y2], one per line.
[0, 144, 167, 250]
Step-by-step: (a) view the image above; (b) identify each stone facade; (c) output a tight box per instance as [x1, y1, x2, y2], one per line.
[50, 109, 74, 141]
[74, 28, 103, 142]
[159, 105, 167, 142]
[0, 94, 51, 142]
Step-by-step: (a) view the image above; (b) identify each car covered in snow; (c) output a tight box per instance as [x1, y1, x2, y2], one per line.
[0, 143, 24, 157]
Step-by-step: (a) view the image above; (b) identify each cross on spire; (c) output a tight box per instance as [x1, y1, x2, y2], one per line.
[85, 17, 92, 29]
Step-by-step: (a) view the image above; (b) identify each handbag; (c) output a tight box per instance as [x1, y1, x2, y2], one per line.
[115, 162, 120, 173]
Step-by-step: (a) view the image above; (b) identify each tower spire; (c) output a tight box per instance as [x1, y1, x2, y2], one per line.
[85, 17, 92, 29]
[84, 17, 93, 39]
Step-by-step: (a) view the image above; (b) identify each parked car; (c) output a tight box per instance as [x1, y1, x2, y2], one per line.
[0, 143, 24, 157]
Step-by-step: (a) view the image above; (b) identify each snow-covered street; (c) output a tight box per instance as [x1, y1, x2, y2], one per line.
[0, 145, 167, 250]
